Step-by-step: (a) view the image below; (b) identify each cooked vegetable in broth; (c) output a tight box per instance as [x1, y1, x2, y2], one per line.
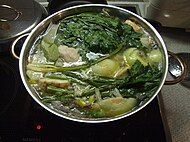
[27, 11, 163, 119]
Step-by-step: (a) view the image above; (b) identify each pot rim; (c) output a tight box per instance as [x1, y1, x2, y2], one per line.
[19, 4, 168, 123]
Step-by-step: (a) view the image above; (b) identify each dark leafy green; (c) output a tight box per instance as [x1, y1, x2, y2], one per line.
[55, 12, 145, 62]
[83, 61, 162, 98]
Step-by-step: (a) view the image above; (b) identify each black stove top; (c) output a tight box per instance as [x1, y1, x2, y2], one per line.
[0, 3, 166, 142]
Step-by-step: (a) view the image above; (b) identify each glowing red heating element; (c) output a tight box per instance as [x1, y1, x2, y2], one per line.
[36, 124, 42, 130]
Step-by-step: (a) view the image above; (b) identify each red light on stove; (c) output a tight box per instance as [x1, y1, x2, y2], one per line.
[36, 124, 42, 130]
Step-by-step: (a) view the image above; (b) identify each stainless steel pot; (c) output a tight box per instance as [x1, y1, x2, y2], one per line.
[18, 4, 187, 123]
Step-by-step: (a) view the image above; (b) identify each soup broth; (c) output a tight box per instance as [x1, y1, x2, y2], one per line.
[26, 11, 163, 119]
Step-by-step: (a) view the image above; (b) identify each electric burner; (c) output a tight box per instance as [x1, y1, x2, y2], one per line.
[0, 2, 167, 142]
[0, 59, 18, 115]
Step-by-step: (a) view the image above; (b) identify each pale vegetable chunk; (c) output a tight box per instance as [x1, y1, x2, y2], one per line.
[123, 48, 148, 67]
[114, 66, 130, 78]
[140, 36, 152, 47]
[125, 20, 141, 32]
[75, 99, 87, 108]
[92, 97, 137, 117]
[58, 45, 80, 62]
[43, 44, 59, 61]
[147, 49, 163, 63]
[91, 59, 120, 77]
[123, 48, 137, 66]
[26, 70, 43, 81]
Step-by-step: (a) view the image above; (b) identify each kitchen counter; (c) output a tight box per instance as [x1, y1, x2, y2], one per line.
[158, 27, 190, 142]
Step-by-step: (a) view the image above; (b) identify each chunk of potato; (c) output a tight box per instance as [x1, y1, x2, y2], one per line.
[92, 97, 137, 117]
[123, 48, 148, 67]
[147, 49, 162, 63]
[91, 59, 120, 77]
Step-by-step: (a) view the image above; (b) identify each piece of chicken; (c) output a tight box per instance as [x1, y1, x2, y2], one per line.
[58, 45, 80, 62]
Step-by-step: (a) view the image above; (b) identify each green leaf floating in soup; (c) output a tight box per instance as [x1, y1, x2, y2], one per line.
[26, 11, 163, 119]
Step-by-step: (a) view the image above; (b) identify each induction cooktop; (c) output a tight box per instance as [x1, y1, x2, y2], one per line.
[0, 2, 167, 142]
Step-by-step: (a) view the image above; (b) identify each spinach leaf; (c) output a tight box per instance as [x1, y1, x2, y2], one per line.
[128, 60, 162, 83]
[55, 12, 145, 63]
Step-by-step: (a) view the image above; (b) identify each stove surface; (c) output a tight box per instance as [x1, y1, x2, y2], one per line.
[0, 38, 166, 142]
[0, 3, 167, 142]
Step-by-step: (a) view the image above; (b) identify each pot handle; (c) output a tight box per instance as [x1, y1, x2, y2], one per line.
[164, 51, 188, 85]
[11, 33, 29, 60]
